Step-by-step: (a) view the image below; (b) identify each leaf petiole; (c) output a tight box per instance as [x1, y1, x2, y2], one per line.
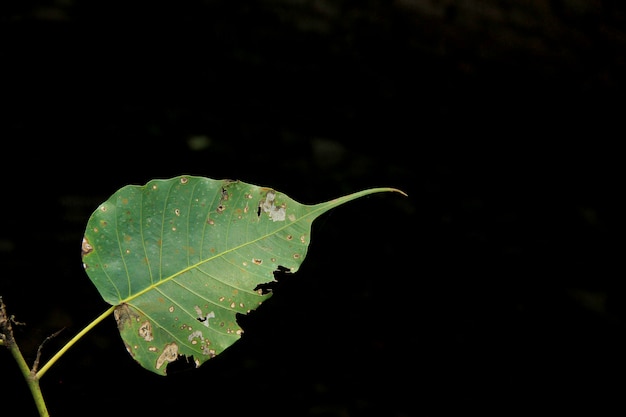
[36, 305, 116, 379]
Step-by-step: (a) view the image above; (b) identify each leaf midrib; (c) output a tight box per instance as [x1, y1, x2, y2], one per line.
[119, 200, 321, 305]
[117, 186, 402, 305]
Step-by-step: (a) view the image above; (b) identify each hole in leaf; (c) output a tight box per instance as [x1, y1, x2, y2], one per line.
[238, 266, 295, 330]
[165, 354, 197, 375]
[273, 265, 292, 281]
[253, 265, 292, 295]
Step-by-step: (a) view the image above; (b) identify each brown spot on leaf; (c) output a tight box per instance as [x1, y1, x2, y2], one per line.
[139, 321, 154, 341]
[114, 304, 139, 331]
[81, 237, 93, 257]
[123, 342, 134, 357]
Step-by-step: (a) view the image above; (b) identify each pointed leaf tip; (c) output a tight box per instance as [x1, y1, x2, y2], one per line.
[386, 188, 408, 197]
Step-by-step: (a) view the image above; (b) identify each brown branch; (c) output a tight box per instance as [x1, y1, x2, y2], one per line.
[32, 327, 65, 373]
[0, 296, 14, 345]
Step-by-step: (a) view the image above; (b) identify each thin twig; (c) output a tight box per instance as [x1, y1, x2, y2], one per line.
[11, 314, 26, 326]
[32, 327, 66, 373]
[1, 296, 51, 416]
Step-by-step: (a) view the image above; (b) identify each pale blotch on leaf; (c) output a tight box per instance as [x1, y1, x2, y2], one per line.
[194, 305, 215, 327]
[188, 330, 203, 345]
[114, 304, 139, 330]
[139, 321, 153, 342]
[156, 342, 179, 370]
[261, 191, 286, 222]
[81, 237, 93, 257]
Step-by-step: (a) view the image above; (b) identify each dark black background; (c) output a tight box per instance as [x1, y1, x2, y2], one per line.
[2, 2, 625, 416]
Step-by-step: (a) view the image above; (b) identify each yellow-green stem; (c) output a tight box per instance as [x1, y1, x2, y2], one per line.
[36, 305, 116, 379]
[7, 336, 49, 417]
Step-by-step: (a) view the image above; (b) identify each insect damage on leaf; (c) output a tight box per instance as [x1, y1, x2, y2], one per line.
[114, 304, 138, 330]
[138, 321, 154, 342]
[194, 305, 216, 327]
[260, 190, 286, 221]
[156, 343, 179, 370]
[114, 303, 189, 373]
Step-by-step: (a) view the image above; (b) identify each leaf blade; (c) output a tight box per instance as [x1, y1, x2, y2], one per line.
[82, 175, 404, 374]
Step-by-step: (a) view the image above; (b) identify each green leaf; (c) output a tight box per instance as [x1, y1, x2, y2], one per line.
[81, 175, 405, 375]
